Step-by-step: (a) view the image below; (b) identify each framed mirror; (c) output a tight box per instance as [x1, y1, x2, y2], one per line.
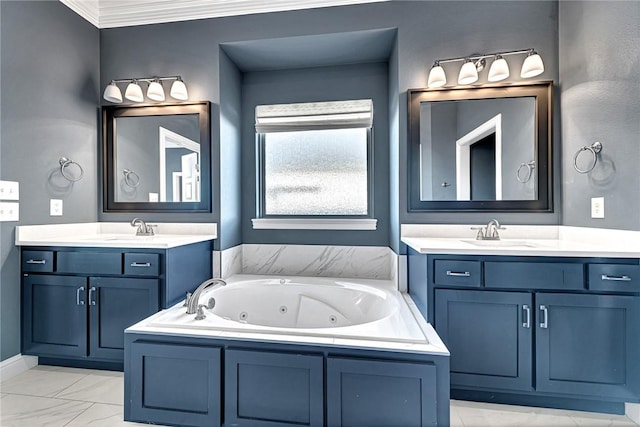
[408, 82, 552, 212]
[103, 101, 211, 212]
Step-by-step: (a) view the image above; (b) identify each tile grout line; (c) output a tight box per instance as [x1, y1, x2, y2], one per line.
[62, 402, 97, 427]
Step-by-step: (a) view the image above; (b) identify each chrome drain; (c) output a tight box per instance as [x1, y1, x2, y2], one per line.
[279, 306, 288, 314]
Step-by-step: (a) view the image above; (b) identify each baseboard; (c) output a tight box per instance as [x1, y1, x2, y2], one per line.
[626, 403, 640, 425]
[0, 354, 38, 382]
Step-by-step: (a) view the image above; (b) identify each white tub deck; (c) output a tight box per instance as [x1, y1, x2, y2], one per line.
[127, 274, 449, 356]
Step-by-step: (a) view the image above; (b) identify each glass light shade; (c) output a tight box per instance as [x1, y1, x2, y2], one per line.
[488, 56, 510, 82]
[146, 80, 165, 101]
[170, 78, 188, 100]
[520, 52, 544, 78]
[458, 61, 478, 85]
[427, 64, 447, 88]
[124, 81, 144, 102]
[103, 82, 123, 103]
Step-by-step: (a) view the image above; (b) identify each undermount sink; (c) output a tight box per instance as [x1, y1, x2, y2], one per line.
[103, 235, 156, 241]
[461, 239, 540, 248]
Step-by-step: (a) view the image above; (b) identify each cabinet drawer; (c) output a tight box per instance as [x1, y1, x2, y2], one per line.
[57, 252, 122, 275]
[485, 262, 584, 290]
[434, 260, 481, 287]
[589, 264, 640, 292]
[22, 250, 54, 272]
[124, 253, 160, 277]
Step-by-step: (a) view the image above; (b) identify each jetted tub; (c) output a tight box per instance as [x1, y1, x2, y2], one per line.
[137, 274, 447, 352]
[124, 275, 450, 426]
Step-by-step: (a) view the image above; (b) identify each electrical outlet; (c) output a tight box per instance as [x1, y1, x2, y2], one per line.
[0, 202, 19, 221]
[50, 199, 63, 216]
[591, 197, 604, 219]
[0, 180, 19, 201]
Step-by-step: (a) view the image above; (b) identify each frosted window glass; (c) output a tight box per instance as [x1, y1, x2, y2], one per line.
[264, 128, 368, 215]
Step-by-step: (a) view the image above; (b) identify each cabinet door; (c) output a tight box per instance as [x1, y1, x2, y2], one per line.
[536, 293, 640, 400]
[129, 341, 221, 427]
[22, 274, 87, 357]
[89, 277, 159, 361]
[327, 357, 438, 427]
[435, 289, 533, 391]
[225, 349, 324, 427]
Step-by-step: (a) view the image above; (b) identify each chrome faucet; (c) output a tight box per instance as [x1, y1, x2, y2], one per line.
[471, 219, 506, 240]
[130, 217, 156, 236]
[185, 278, 227, 317]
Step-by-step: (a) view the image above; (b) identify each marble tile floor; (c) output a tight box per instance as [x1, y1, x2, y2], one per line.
[1, 365, 637, 426]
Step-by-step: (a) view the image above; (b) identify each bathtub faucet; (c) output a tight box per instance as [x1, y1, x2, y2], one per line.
[185, 278, 226, 315]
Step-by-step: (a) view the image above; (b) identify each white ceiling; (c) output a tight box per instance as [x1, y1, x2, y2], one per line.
[60, 0, 388, 29]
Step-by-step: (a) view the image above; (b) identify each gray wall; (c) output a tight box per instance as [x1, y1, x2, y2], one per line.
[217, 50, 243, 250]
[0, 1, 100, 361]
[240, 62, 390, 246]
[559, 1, 640, 230]
[99, 1, 561, 240]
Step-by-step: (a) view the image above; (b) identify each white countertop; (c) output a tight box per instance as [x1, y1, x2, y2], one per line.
[401, 225, 640, 258]
[15, 222, 217, 249]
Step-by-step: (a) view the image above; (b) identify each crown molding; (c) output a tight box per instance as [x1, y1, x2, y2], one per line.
[60, 0, 100, 28]
[60, 0, 387, 29]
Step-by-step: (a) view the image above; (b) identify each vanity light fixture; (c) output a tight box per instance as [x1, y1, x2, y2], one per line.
[427, 48, 544, 88]
[102, 76, 188, 103]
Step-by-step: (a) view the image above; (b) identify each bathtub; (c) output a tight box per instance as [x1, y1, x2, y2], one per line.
[124, 275, 450, 426]
[133, 274, 448, 354]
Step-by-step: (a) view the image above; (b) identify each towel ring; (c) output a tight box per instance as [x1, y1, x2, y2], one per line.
[516, 161, 536, 183]
[59, 157, 84, 182]
[573, 141, 602, 174]
[123, 169, 141, 188]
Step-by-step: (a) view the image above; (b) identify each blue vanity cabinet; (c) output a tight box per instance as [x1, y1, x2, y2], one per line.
[535, 292, 640, 400]
[20, 241, 212, 368]
[326, 357, 438, 427]
[413, 251, 640, 412]
[434, 289, 533, 392]
[22, 274, 88, 358]
[225, 349, 324, 427]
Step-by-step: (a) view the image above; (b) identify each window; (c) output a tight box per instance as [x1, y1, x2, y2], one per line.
[254, 100, 375, 230]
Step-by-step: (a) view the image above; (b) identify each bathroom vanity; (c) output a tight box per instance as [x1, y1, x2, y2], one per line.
[403, 225, 640, 414]
[16, 222, 216, 369]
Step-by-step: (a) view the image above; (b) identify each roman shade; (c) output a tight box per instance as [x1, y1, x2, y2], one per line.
[255, 99, 373, 133]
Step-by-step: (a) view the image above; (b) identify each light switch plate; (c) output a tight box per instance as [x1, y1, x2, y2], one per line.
[50, 199, 63, 216]
[591, 197, 604, 218]
[0, 180, 19, 201]
[0, 202, 20, 221]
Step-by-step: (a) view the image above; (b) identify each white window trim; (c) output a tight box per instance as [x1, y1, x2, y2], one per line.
[252, 218, 377, 231]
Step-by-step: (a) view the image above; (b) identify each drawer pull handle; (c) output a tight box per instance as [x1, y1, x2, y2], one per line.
[540, 305, 548, 329]
[522, 305, 531, 329]
[26, 259, 46, 265]
[89, 287, 97, 306]
[601, 274, 632, 282]
[130, 262, 151, 268]
[446, 271, 471, 277]
[76, 286, 85, 306]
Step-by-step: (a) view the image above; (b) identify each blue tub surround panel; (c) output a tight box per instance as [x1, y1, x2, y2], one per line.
[17, 222, 215, 369]
[402, 224, 640, 415]
[125, 335, 449, 427]
[124, 275, 449, 427]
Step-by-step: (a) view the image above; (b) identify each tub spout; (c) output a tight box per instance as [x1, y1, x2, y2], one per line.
[186, 278, 226, 315]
